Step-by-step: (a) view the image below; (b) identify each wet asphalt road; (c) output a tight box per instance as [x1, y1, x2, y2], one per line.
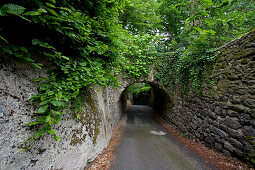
[110, 105, 218, 170]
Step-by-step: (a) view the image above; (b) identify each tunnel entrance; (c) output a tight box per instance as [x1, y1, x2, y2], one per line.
[120, 82, 171, 118]
[126, 83, 154, 106]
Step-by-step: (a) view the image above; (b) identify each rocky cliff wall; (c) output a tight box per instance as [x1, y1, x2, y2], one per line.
[164, 30, 255, 160]
[0, 56, 126, 170]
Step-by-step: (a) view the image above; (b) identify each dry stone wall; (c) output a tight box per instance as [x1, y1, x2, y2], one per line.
[164, 30, 255, 160]
[0, 56, 126, 170]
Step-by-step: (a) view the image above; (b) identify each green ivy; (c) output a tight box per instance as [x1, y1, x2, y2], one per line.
[0, 0, 126, 143]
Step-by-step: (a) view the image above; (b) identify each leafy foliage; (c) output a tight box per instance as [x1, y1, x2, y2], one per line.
[119, 0, 162, 35]
[155, 0, 255, 93]
[127, 83, 152, 96]
[0, 0, 126, 142]
[123, 34, 159, 79]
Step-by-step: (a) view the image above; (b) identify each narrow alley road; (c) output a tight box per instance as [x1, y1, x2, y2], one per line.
[110, 105, 218, 170]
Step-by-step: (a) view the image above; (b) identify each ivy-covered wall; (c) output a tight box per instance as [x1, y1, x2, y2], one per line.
[164, 30, 255, 162]
[0, 56, 126, 170]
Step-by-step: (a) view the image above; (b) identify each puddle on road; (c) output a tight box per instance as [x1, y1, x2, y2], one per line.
[150, 130, 166, 136]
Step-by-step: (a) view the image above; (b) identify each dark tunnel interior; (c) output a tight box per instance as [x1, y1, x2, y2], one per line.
[120, 82, 171, 117]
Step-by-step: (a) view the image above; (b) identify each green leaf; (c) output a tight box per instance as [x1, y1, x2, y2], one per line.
[57, 7, 71, 12]
[32, 126, 50, 138]
[33, 77, 48, 82]
[38, 8, 47, 13]
[47, 91, 54, 96]
[23, 11, 41, 16]
[15, 15, 31, 22]
[47, 130, 56, 135]
[60, 55, 69, 60]
[46, 3, 56, 8]
[45, 115, 51, 123]
[1, 3, 26, 15]
[54, 136, 61, 142]
[54, 115, 61, 124]
[32, 39, 55, 49]
[49, 118, 54, 125]
[25, 122, 41, 126]
[31, 63, 43, 69]
[49, 0, 56, 4]
[37, 105, 48, 114]
[20, 148, 28, 152]
[36, 116, 46, 122]
[46, 8, 58, 16]
[51, 101, 65, 107]
[77, 114, 81, 120]
[0, 35, 8, 43]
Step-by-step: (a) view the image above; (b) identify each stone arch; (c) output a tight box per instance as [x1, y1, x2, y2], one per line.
[119, 79, 172, 117]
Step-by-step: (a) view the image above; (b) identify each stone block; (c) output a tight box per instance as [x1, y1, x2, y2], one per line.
[225, 117, 242, 130]
[229, 138, 244, 150]
[215, 143, 223, 151]
[243, 99, 255, 108]
[195, 131, 201, 138]
[219, 124, 228, 132]
[227, 110, 239, 117]
[227, 102, 247, 112]
[208, 118, 213, 124]
[244, 144, 254, 155]
[222, 150, 232, 157]
[231, 96, 241, 104]
[177, 123, 187, 133]
[233, 148, 244, 158]
[209, 126, 228, 138]
[224, 141, 234, 152]
[243, 126, 255, 137]
[201, 109, 208, 117]
[249, 109, 255, 118]
[226, 128, 245, 142]
[208, 111, 216, 120]
[219, 108, 227, 116]
[205, 135, 214, 148]
[212, 121, 219, 128]
[191, 122, 198, 130]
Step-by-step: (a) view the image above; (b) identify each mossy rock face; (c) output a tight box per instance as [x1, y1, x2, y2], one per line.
[86, 89, 101, 145]
[70, 87, 101, 146]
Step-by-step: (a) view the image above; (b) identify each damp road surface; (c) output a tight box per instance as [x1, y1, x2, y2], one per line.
[110, 105, 218, 170]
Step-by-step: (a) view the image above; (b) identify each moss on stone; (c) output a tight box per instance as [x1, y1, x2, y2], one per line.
[70, 133, 80, 146]
[240, 58, 250, 64]
[234, 50, 254, 59]
[69, 88, 102, 146]
[86, 90, 97, 114]
[93, 126, 100, 144]
[214, 61, 227, 70]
